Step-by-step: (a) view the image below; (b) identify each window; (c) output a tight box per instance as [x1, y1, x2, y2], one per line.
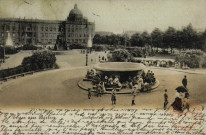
[12, 33, 15, 37]
[41, 33, 44, 37]
[6, 25, 10, 31]
[41, 27, 44, 31]
[50, 27, 52, 31]
[2, 33, 4, 37]
[45, 27, 48, 31]
[45, 33, 48, 38]
[1, 26, 4, 30]
[12, 26, 15, 31]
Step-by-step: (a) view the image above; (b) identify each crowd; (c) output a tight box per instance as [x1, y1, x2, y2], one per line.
[85, 69, 157, 105]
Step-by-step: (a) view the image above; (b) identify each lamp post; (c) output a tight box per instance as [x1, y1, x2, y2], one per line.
[86, 34, 92, 66]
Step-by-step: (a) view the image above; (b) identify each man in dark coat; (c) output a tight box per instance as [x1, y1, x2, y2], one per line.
[182, 75, 187, 88]
[164, 89, 168, 110]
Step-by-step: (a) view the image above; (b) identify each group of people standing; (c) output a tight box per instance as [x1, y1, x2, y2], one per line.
[141, 70, 156, 84]
[164, 75, 190, 112]
[86, 69, 157, 106]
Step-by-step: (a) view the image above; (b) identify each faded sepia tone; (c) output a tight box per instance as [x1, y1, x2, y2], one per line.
[0, 0, 205, 110]
[0, 0, 206, 134]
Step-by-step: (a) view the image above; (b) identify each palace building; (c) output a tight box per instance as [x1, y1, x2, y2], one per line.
[0, 4, 95, 49]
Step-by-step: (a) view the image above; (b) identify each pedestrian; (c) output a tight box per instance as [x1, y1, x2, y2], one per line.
[164, 89, 168, 110]
[111, 88, 116, 105]
[88, 88, 91, 99]
[96, 82, 101, 97]
[132, 85, 137, 105]
[182, 75, 187, 88]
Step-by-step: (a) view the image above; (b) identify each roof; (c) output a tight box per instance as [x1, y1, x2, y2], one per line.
[93, 62, 145, 72]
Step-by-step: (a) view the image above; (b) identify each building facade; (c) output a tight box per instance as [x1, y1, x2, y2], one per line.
[0, 4, 95, 49]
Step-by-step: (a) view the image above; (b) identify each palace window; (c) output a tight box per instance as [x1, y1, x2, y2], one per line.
[6, 26, 10, 30]
[12, 26, 15, 31]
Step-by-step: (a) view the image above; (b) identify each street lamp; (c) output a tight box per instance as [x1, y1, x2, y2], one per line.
[86, 34, 92, 66]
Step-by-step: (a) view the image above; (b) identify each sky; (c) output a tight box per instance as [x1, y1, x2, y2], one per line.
[0, 0, 206, 33]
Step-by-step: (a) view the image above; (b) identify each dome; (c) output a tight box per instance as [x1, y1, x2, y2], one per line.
[67, 4, 83, 21]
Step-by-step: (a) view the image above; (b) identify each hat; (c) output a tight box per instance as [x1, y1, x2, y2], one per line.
[175, 86, 187, 93]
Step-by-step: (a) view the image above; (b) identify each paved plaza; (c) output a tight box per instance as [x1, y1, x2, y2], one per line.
[0, 50, 206, 110]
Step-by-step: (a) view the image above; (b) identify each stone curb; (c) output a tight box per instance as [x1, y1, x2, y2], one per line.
[150, 67, 206, 75]
[78, 79, 160, 95]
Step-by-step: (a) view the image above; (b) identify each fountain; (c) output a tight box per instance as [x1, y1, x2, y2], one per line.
[5, 31, 14, 47]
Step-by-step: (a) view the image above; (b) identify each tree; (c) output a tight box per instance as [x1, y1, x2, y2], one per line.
[141, 31, 151, 46]
[151, 28, 163, 51]
[181, 24, 197, 49]
[130, 33, 144, 47]
[163, 27, 176, 53]
[93, 34, 102, 44]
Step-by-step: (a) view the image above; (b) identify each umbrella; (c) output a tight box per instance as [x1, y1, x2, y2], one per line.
[175, 86, 188, 93]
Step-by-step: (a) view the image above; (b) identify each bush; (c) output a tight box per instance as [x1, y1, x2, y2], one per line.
[128, 48, 144, 57]
[0, 51, 57, 78]
[0, 46, 18, 58]
[69, 44, 85, 49]
[22, 45, 37, 50]
[22, 51, 56, 70]
[108, 49, 133, 62]
[175, 50, 206, 68]
[92, 45, 106, 51]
